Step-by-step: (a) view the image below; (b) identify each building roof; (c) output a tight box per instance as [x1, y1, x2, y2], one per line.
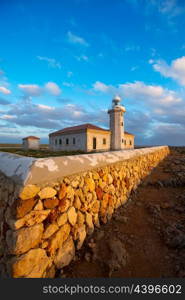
[22, 136, 40, 140]
[49, 123, 110, 136]
[124, 131, 135, 136]
[49, 123, 134, 137]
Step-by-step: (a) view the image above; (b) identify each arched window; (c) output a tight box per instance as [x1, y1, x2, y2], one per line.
[103, 138, 106, 145]
[59, 139, 62, 145]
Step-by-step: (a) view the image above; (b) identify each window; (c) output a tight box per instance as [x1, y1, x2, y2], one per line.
[55, 139, 57, 145]
[59, 139, 62, 145]
[66, 138, 69, 145]
[122, 139, 124, 143]
[121, 122, 123, 126]
[103, 138, 106, 145]
[130, 140, 132, 145]
[124, 140, 126, 145]
[73, 137, 76, 145]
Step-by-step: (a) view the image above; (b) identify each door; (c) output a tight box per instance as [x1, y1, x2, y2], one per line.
[93, 137, 97, 150]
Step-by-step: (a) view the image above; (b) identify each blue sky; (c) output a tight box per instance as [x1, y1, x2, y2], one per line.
[0, 0, 185, 145]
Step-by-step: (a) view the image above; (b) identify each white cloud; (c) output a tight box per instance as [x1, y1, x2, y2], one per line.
[45, 82, 61, 96]
[92, 80, 181, 109]
[0, 86, 11, 94]
[67, 31, 89, 47]
[0, 114, 16, 120]
[157, 0, 185, 17]
[67, 71, 73, 78]
[37, 104, 54, 110]
[62, 82, 74, 87]
[75, 55, 89, 61]
[119, 81, 181, 107]
[149, 59, 154, 64]
[124, 44, 140, 52]
[2, 97, 107, 130]
[130, 66, 138, 71]
[37, 56, 61, 69]
[152, 56, 185, 85]
[18, 84, 42, 96]
[93, 81, 111, 93]
[18, 82, 61, 96]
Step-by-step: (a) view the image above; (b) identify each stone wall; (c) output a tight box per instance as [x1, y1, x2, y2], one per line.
[0, 146, 169, 278]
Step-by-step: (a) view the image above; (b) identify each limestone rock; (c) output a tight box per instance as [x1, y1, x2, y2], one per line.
[58, 198, 70, 213]
[71, 224, 79, 240]
[78, 176, 84, 187]
[44, 263, 56, 278]
[86, 192, 93, 203]
[19, 185, 40, 201]
[43, 223, 59, 239]
[93, 172, 100, 180]
[71, 180, 79, 188]
[12, 198, 37, 219]
[34, 200, 43, 210]
[73, 196, 81, 209]
[101, 194, 109, 210]
[41, 240, 49, 249]
[99, 180, 107, 190]
[8, 209, 51, 230]
[6, 223, 43, 255]
[66, 186, 75, 199]
[10, 248, 51, 278]
[43, 197, 59, 209]
[77, 211, 85, 225]
[80, 202, 89, 213]
[48, 223, 71, 255]
[54, 236, 75, 269]
[76, 188, 83, 200]
[67, 207, 77, 226]
[77, 225, 86, 250]
[91, 200, 100, 214]
[95, 187, 103, 200]
[58, 184, 67, 200]
[64, 178, 70, 185]
[93, 213, 100, 228]
[38, 187, 57, 199]
[86, 212, 94, 235]
[47, 209, 60, 223]
[85, 178, 95, 192]
[57, 213, 67, 227]
[107, 174, 113, 184]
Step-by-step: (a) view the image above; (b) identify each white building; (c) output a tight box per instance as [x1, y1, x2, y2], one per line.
[22, 136, 40, 150]
[49, 96, 134, 152]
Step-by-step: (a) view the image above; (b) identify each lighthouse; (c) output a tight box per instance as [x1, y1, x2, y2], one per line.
[108, 95, 126, 150]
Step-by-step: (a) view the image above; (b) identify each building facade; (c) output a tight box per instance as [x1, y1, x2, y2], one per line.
[22, 136, 40, 150]
[49, 96, 134, 152]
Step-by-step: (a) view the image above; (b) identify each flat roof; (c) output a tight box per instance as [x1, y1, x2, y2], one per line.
[22, 136, 40, 140]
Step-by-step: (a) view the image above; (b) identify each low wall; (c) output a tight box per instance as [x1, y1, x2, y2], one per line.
[0, 146, 170, 278]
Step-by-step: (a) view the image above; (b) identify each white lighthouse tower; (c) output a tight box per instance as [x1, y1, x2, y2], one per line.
[108, 95, 126, 150]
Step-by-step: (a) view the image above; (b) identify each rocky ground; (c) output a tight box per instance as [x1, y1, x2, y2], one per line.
[59, 147, 185, 278]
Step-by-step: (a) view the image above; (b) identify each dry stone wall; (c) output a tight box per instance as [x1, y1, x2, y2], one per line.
[0, 146, 169, 278]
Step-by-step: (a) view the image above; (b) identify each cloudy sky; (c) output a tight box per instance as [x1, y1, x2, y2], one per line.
[0, 0, 185, 145]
